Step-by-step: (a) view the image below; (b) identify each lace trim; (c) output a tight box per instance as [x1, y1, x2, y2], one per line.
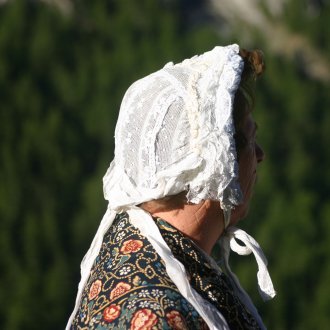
[103, 45, 243, 211]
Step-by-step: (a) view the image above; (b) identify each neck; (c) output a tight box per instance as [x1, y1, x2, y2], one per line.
[145, 200, 225, 255]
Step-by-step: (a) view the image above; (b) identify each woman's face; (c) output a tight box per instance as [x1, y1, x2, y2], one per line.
[230, 112, 265, 225]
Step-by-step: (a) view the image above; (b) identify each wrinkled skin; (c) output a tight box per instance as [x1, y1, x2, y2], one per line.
[230, 113, 265, 225]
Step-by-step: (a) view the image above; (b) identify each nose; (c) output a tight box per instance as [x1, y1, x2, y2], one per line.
[256, 143, 265, 163]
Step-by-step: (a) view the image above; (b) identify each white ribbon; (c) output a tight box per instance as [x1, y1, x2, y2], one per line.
[65, 208, 117, 330]
[220, 226, 276, 301]
[128, 207, 230, 330]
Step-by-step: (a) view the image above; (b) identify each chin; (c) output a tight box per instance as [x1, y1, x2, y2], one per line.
[230, 204, 249, 226]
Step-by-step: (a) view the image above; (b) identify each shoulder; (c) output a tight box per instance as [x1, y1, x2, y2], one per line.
[71, 212, 208, 329]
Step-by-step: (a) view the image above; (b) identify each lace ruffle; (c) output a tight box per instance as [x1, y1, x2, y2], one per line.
[103, 44, 244, 212]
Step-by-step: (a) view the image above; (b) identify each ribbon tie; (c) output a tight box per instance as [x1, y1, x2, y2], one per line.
[220, 226, 276, 301]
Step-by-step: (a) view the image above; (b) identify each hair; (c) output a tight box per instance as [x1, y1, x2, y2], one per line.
[141, 49, 265, 214]
[234, 49, 265, 152]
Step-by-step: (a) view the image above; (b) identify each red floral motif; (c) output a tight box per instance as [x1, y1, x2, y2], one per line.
[130, 308, 158, 330]
[88, 279, 102, 300]
[120, 239, 143, 254]
[103, 304, 121, 323]
[110, 282, 131, 300]
[166, 310, 188, 330]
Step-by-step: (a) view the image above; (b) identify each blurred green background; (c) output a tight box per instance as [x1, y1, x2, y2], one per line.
[1, 0, 329, 329]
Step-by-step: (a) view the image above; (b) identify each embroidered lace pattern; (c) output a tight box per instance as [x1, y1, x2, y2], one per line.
[103, 44, 244, 212]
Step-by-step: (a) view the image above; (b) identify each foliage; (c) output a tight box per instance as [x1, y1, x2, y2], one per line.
[0, 1, 219, 329]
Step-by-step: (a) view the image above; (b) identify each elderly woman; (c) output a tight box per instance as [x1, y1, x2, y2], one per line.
[67, 44, 275, 329]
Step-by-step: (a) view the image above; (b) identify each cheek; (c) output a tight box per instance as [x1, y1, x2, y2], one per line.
[239, 150, 257, 204]
[238, 151, 256, 194]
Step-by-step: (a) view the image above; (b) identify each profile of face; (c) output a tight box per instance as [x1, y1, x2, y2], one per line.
[230, 112, 265, 225]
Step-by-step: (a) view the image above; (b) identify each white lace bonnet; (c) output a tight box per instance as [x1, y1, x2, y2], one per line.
[67, 44, 276, 330]
[103, 44, 243, 221]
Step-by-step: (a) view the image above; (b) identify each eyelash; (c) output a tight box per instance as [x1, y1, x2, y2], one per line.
[235, 133, 256, 149]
